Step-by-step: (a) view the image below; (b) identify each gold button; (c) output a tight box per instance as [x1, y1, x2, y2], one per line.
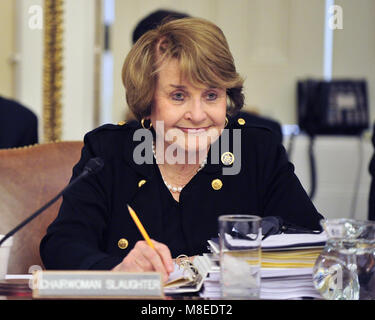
[117, 121, 126, 126]
[118, 238, 129, 249]
[211, 179, 223, 191]
[138, 179, 147, 188]
[221, 152, 235, 166]
[237, 118, 246, 125]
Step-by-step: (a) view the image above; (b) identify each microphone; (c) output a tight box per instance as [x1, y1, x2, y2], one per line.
[0, 157, 104, 247]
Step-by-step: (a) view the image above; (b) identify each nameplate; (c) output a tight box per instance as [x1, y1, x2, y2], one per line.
[32, 271, 163, 299]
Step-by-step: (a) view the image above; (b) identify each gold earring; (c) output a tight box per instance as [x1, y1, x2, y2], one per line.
[225, 117, 229, 128]
[141, 118, 152, 129]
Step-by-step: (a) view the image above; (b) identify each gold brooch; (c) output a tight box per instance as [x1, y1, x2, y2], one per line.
[221, 152, 235, 166]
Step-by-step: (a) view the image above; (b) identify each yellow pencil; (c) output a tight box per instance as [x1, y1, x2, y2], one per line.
[127, 204, 155, 249]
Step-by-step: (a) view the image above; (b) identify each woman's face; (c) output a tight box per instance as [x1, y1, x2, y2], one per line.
[150, 59, 227, 159]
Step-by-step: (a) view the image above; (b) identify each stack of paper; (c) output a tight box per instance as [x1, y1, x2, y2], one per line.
[200, 267, 322, 300]
[202, 232, 327, 299]
[260, 268, 321, 299]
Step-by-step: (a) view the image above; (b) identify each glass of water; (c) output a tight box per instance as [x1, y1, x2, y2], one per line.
[219, 215, 262, 299]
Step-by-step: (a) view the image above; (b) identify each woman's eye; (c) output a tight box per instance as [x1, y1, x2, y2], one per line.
[172, 92, 185, 101]
[206, 92, 218, 101]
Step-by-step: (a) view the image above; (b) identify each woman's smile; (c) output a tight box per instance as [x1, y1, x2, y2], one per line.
[177, 126, 211, 134]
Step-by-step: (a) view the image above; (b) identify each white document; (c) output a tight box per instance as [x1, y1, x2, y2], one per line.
[262, 232, 327, 249]
[261, 267, 313, 278]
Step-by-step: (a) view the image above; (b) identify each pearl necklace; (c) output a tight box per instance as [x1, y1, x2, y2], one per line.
[152, 141, 207, 193]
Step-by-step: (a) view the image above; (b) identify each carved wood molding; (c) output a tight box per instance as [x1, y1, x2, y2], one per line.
[43, 0, 64, 142]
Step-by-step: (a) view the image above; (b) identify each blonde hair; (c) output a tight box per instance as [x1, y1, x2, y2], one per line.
[122, 17, 244, 120]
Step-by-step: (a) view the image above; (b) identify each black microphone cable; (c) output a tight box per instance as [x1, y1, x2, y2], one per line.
[308, 135, 317, 200]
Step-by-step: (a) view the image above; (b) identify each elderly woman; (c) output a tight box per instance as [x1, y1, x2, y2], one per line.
[40, 18, 323, 281]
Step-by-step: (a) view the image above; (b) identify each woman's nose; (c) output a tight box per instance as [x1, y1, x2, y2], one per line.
[186, 98, 207, 123]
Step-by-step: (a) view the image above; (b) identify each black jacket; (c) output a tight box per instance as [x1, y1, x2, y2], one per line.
[40, 118, 323, 270]
[0, 96, 38, 149]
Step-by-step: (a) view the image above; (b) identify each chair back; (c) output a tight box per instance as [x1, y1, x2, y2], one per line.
[0, 141, 83, 273]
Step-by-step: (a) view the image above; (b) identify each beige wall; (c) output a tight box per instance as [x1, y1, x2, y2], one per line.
[333, 0, 375, 122]
[217, 0, 325, 123]
[14, 0, 43, 139]
[0, 0, 15, 98]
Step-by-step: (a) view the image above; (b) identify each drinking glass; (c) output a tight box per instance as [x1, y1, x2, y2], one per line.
[219, 215, 262, 299]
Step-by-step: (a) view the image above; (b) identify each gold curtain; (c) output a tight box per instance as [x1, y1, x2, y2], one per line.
[43, 0, 64, 142]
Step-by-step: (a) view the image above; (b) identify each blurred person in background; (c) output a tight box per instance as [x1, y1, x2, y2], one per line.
[0, 96, 38, 149]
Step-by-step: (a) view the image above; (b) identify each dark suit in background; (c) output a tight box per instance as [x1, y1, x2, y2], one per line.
[0, 96, 38, 149]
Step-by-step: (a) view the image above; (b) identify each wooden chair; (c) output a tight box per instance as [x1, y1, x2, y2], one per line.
[0, 141, 83, 274]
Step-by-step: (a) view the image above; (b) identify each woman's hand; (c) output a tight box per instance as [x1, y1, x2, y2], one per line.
[112, 239, 174, 282]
